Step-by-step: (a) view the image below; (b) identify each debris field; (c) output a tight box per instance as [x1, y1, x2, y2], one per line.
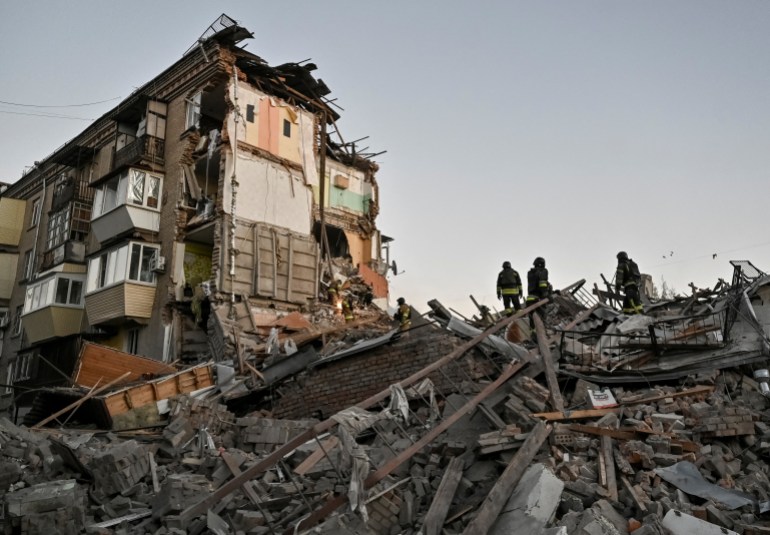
[4, 261, 770, 535]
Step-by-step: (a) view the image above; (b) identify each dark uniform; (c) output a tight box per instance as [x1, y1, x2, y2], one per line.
[394, 297, 412, 331]
[496, 262, 522, 315]
[615, 251, 643, 314]
[526, 257, 550, 305]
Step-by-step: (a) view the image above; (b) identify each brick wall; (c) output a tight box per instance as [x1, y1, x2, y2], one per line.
[271, 328, 482, 419]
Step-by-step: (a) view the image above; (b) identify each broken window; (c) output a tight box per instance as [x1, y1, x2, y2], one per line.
[186, 92, 202, 130]
[128, 171, 145, 205]
[92, 169, 162, 218]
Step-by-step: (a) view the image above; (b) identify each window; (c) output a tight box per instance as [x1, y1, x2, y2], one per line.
[129, 243, 157, 283]
[30, 198, 42, 227]
[54, 277, 83, 305]
[86, 242, 160, 293]
[23, 275, 85, 314]
[246, 104, 255, 123]
[22, 250, 33, 280]
[4, 365, 12, 394]
[92, 169, 162, 218]
[12, 305, 22, 336]
[125, 328, 140, 354]
[46, 205, 71, 250]
[0, 308, 8, 329]
[13, 354, 33, 382]
[186, 92, 202, 130]
[283, 119, 291, 138]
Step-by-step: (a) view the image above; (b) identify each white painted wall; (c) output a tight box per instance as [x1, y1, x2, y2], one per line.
[222, 151, 313, 235]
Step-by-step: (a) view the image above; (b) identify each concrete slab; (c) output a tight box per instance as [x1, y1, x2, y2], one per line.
[662, 509, 739, 535]
[489, 463, 564, 535]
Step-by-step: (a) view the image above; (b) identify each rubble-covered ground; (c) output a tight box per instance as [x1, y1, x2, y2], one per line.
[4, 262, 770, 535]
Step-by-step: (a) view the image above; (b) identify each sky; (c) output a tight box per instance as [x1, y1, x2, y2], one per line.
[1, 1, 769, 317]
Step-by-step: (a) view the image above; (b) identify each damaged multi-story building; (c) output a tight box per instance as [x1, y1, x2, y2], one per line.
[0, 15, 390, 413]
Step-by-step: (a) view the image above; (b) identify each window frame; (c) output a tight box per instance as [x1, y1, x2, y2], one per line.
[92, 169, 162, 219]
[30, 198, 42, 228]
[185, 92, 202, 130]
[86, 241, 161, 294]
[23, 274, 85, 314]
[22, 250, 34, 281]
[12, 305, 23, 336]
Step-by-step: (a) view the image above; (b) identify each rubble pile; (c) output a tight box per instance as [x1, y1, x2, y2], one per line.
[3, 263, 770, 534]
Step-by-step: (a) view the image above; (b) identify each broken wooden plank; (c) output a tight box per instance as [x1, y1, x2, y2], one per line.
[293, 436, 339, 476]
[462, 421, 551, 535]
[602, 435, 618, 502]
[221, 451, 264, 506]
[533, 314, 564, 412]
[618, 385, 714, 405]
[180, 300, 549, 523]
[567, 424, 637, 441]
[621, 475, 648, 514]
[422, 457, 465, 535]
[533, 408, 620, 421]
[32, 371, 132, 429]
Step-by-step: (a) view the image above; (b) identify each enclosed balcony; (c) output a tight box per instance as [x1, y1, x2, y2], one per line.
[84, 241, 161, 326]
[21, 273, 85, 345]
[91, 168, 163, 244]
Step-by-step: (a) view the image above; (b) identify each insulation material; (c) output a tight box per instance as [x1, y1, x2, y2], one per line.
[222, 152, 312, 235]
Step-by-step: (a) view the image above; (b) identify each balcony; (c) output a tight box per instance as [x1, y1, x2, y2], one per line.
[85, 282, 155, 326]
[91, 204, 160, 244]
[112, 135, 165, 173]
[22, 306, 84, 345]
[40, 241, 86, 272]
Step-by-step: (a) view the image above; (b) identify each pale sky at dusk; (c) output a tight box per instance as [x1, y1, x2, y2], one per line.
[1, 1, 769, 316]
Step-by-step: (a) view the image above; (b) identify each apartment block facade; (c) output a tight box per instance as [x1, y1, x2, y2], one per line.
[0, 16, 389, 411]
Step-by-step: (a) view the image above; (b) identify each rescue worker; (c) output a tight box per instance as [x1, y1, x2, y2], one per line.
[615, 251, 643, 314]
[496, 261, 522, 315]
[327, 279, 342, 303]
[393, 297, 412, 331]
[341, 294, 354, 322]
[526, 257, 550, 305]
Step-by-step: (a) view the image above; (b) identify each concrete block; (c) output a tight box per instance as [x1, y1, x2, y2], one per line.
[662, 509, 738, 535]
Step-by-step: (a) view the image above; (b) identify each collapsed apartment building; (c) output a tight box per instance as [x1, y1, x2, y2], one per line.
[5, 14, 770, 535]
[3, 256, 770, 534]
[0, 15, 390, 416]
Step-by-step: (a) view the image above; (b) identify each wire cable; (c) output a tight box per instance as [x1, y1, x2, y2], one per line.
[0, 96, 121, 108]
[0, 109, 93, 121]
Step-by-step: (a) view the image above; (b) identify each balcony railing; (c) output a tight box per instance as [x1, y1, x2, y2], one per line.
[112, 135, 165, 172]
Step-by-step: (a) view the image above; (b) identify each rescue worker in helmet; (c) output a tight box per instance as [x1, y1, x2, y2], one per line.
[393, 297, 412, 331]
[496, 261, 522, 315]
[526, 257, 550, 305]
[615, 251, 643, 314]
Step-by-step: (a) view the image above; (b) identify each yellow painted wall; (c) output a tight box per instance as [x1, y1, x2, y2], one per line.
[0, 198, 26, 246]
[0, 253, 18, 300]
